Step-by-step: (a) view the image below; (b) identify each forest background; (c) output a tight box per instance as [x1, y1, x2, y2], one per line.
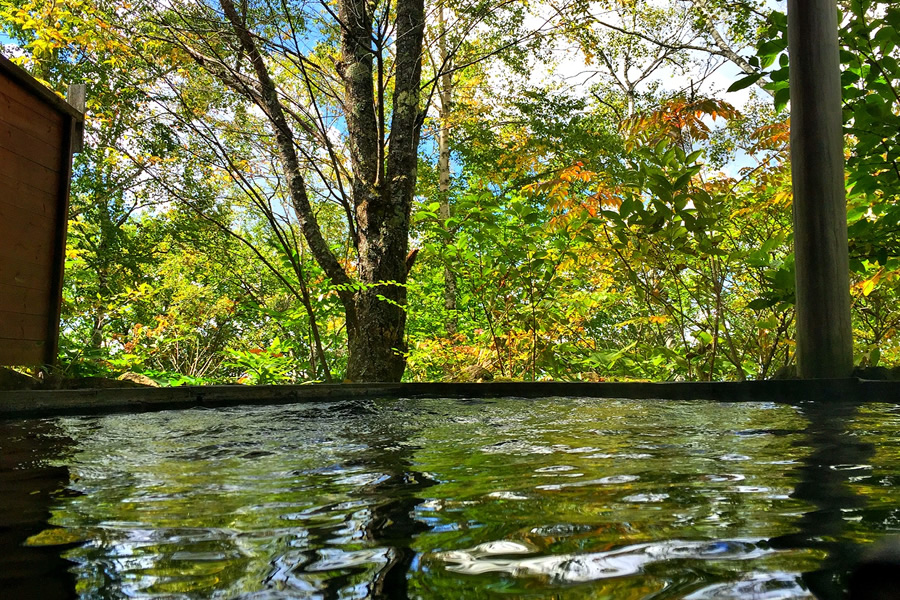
[2, 0, 898, 384]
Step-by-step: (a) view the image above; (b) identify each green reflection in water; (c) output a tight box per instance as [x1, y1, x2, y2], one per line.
[26, 398, 899, 599]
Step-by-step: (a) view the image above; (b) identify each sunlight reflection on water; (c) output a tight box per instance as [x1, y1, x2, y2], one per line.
[437, 539, 772, 582]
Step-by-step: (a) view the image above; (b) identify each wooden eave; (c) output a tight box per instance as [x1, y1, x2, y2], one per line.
[0, 53, 84, 123]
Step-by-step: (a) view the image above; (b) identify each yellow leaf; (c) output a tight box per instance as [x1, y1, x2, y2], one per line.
[859, 269, 883, 296]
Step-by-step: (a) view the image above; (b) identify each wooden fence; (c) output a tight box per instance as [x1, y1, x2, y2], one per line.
[0, 54, 83, 366]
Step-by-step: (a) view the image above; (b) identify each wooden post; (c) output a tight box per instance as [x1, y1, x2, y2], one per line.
[787, 0, 853, 379]
[67, 83, 85, 153]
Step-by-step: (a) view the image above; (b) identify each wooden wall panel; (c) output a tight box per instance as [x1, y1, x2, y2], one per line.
[0, 71, 63, 144]
[0, 340, 46, 365]
[0, 147, 61, 195]
[0, 201, 56, 266]
[0, 54, 82, 366]
[0, 176, 55, 217]
[0, 119, 63, 171]
[0, 259, 53, 292]
[0, 311, 48, 341]
[0, 283, 51, 315]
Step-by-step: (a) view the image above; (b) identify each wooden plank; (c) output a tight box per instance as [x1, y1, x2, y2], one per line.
[0, 119, 62, 172]
[0, 173, 56, 217]
[0, 70, 61, 124]
[0, 193, 56, 231]
[0, 246, 54, 270]
[0, 146, 60, 195]
[787, 0, 853, 378]
[0, 311, 48, 341]
[44, 117, 75, 366]
[0, 258, 53, 292]
[0, 339, 45, 366]
[0, 283, 51, 316]
[0, 201, 55, 266]
[0, 74, 64, 147]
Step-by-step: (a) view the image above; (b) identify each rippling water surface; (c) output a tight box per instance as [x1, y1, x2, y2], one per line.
[11, 397, 900, 599]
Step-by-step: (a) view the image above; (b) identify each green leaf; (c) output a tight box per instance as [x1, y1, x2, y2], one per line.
[748, 297, 777, 310]
[774, 86, 791, 113]
[887, 8, 900, 29]
[870, 347, 881, 367]
[727, 72, 764, 93]
[770, 66, 789, 83]
[673, 171, 693, 190]
[757, 317, 778, 330]
[685, 150, 704, 165]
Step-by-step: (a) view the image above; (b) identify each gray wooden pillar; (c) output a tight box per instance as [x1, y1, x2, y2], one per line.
[67, 83, 86, 153]
[787, 0, 853, 378]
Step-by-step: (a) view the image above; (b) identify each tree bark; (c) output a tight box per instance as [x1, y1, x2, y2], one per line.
[341, 0, 426, 380]
[438, 2, 458, 335]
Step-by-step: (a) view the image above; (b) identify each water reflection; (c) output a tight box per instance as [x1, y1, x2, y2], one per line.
[351, 445, 436, 598]
[267, 402, 437, 599]
[412, 399, 821, 599]
[12, 397, 900, 598]
[0, 419, 78, 599]
[41, 400, 440, 599]
[770, 401, 874, 600]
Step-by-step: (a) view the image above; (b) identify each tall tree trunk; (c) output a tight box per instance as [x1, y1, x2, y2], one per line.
[437, 2, 458, 335]
[211, 0, 426, 381]
[338, 0, 425, 380]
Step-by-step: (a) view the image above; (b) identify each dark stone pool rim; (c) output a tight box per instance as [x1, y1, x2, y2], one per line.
[2, 379, 900, 419]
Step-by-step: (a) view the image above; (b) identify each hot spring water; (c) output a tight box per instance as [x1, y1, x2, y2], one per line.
[4, 396, 899, 599]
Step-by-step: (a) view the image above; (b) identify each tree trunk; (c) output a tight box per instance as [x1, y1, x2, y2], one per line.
[210, 0, 425, 382]
[341, 0, 425, 381]
[438, 2, 458, 335]
[345, 289, 408, 381]
[692, 0, 775, 98]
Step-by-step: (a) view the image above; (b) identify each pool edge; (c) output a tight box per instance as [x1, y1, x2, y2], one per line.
[2, 379, 898, 419]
